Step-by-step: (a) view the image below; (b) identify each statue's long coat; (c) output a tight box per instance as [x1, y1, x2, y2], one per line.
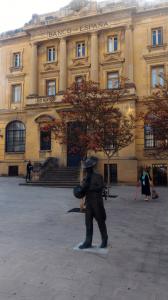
[81, 172, 107, 242]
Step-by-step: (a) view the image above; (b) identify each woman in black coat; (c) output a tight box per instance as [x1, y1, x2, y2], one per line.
[139, 168, 152, 201]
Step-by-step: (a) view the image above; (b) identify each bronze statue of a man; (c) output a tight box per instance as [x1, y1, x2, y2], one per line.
[74, 157, 108, 249]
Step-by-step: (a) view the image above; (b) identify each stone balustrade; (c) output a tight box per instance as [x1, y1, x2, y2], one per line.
[26, 95, 63, 106]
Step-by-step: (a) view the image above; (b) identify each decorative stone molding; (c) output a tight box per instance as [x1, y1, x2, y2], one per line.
[104, 51, 121, 60]
[101, 51, 125, 66]
[6, 73, 26, 82]
[72, 56, 89, 65]
[35, 114, 55, 123]
[9, 66, 23, 73]
[147, 43, 167, 52]
[143, 51, 168, 63]
[69, 56, 90, 70]
[43, 61, 58, 71]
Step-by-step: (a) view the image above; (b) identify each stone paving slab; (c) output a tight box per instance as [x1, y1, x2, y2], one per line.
[0, 177, 167, 299]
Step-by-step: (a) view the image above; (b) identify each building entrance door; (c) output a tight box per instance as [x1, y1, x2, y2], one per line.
[67, 122, 83, 167]
[8, 166, 18, 176]
[104, 164, 118, 184]
[152, 164, 167, 186]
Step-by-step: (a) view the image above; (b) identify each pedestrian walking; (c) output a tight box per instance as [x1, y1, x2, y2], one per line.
[74, 156, 108, 249]
[139, 167, 153, 201]
[26, 160, 33, 182]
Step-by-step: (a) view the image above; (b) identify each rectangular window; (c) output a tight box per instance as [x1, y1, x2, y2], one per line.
[75, 76, 85, 88]
[107, 72, 119, 89]
[13, 52, 21, 68]
[46, 80, 56, 96]
[76, 42, 85, 58]
[107, 36, 118, 53]
[152, 28, 163, 46]
[47, 47, 56, 62]
[151, 66, 164, 88]
[12, 85, 21, 103]
[40, 130, 51, 151]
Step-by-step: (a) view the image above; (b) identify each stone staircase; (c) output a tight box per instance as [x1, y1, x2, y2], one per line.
[23, 157, 80, 188]
[37, 166, 80, 187]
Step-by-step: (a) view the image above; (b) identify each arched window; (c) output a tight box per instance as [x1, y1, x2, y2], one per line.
[35, 115, 54, 152]
[6, 121, 25, 152]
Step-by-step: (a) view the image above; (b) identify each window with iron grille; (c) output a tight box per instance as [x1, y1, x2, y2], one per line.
[6, 121, 25, 152]
[144, 125, 155, 148]
[103, 124, 117, 151]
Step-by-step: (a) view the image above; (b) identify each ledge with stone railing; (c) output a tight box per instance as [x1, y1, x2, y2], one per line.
[26, 95, 63, 106]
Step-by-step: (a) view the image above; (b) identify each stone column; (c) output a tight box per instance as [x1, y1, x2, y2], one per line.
[59, 38, 67, 92]
[29, 42, 38, 96]
[90, 32, 99, 82]
[125, 25, 134, 82]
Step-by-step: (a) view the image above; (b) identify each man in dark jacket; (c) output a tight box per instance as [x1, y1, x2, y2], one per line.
[26, 160, 33, 182]
[78, 157, 108, 249]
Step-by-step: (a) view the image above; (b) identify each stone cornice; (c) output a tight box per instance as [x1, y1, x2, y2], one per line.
[0, 32, 27, 43]
[0, 4, 135, 42]
[143, 51, 168, 63]
[24, 6, 136, 33]
[6, 72, 26, 81]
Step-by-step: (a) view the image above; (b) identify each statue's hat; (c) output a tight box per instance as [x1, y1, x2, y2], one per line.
[82, 156, 98, 169]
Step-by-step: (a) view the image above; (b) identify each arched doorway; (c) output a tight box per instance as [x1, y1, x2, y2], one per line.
[35, 114, 55, 152]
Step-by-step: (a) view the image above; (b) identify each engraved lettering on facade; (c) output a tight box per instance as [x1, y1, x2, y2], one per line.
[48, 22, 110, 38]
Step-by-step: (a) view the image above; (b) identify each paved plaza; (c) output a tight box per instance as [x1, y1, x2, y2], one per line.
[0, 177, 168, 300]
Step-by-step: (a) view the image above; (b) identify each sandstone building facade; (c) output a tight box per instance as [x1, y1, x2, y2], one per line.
[0, 0, 168, 185]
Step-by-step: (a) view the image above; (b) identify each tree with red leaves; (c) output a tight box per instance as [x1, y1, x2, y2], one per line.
[47, 80, 135, 190]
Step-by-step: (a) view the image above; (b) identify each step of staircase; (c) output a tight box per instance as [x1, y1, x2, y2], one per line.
[20, 181, 79, 188]
[26, 166, 81, 187]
